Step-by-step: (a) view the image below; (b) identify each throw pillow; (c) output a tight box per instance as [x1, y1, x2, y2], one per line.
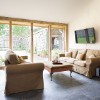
[69, 49, 78, 58]
[88, 54, 95, 58]
[5, 50, 20, 64]
[76, 53, 84, 60]
[18, 56, 25, 63]
[65, 52, 72, 58]
[7, 53, 20, 64]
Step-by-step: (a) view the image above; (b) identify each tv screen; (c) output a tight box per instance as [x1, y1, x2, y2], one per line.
[75, 29, 87, 43]
[75, 27, 95, 44]
[87, 28, 95, 43]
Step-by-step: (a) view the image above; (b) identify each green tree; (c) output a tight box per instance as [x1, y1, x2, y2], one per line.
[0, 24, 9, 35]
[12, 25, 30, 36]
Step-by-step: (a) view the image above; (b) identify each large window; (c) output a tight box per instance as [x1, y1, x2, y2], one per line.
[33, 26, 49, 62]
[51, 27, 65, 60]
[0, 17, 68, 63]
[0, 21, 9, 65]
[12, 22, 31, 61]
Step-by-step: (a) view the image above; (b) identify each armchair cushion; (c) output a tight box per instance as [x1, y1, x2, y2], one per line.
[4, 49, 26, 65]
[6, 63, 44, 74]
[5, 53, 20, 64]
[18, 56, 25, 63]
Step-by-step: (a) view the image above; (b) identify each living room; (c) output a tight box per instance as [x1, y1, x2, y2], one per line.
[0, 0, 100, 100]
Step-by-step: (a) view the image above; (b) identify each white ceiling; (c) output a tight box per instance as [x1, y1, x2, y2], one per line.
[0, 0, 92, 23]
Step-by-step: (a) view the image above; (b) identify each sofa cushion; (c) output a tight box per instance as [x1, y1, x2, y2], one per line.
[86, 49, 94, 59]
[66, 58, 77, 64]
[86, 49, 100, 59]
[65, 51, 72, 58]
[69, 49, 78, 58]
[76, 49, 86, 60]
[74, 60, 86, 67]
[88, 54, 95, 58]
[59, 57, 67, 62]
[78, 49, 86, 54]
[76, 53, 84, 60]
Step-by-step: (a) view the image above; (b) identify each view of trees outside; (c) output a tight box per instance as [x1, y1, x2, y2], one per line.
[0, 24, 65, 64]
[12, 25, 31, 61]
[0, 24, 9, 65]
[0, 24, 9, 50]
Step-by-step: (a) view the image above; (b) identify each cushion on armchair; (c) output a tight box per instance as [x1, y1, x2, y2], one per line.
[5, 49, 21, 65]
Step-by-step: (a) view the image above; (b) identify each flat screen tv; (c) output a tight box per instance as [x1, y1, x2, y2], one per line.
[75, 27, 95, 44]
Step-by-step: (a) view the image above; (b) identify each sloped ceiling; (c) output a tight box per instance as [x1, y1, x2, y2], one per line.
[0, 0, 92, 23]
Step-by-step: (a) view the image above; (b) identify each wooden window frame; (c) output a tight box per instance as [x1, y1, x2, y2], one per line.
[0, 16, 68, 62]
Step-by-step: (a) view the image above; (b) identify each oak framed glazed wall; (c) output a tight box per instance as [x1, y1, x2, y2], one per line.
[0, 16, 68, 62]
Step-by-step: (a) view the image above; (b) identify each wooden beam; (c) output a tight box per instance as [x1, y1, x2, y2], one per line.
[31, 23, 33, 62]
[64, 25, 68, 51]
[9, 21, 12, 49]
[48, 25, 52, 61]
[0, 16, 67, 26]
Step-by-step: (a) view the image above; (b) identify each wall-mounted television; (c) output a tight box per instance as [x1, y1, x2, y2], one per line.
[75, 27, 95, 44]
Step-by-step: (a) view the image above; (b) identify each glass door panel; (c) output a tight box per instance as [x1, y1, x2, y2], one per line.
[0, 23, 9, 65]
[33, 26, 49, 62]
[12, 24, 31, 61]
[51, 28, 65, 60]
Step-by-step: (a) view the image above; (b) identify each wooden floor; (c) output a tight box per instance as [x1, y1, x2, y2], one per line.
[0, 70, 100, 100]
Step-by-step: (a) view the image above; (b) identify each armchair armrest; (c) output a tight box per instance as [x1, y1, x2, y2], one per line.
[58, 53, 65, 57]
[6, 63, 44, 74]
[86, 57, 100, 66]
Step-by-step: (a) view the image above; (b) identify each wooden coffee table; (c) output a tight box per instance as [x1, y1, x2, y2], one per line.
[44, 61, 73, 81]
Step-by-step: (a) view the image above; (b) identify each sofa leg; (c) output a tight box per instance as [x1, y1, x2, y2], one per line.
[70, 70, 72, 77]
[50, 72, 53, 81]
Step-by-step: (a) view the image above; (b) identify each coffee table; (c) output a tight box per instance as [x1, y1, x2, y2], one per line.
[44, 61, 73, 81]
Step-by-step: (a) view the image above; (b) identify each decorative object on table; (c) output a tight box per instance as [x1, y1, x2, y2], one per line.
[52, 56, 62, 64]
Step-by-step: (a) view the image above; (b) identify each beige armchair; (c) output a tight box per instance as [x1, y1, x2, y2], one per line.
[5, 62, 44, 95]
[4, 50, 44, 95]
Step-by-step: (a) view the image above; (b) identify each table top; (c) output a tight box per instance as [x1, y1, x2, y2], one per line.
[44, 61, 73, 68]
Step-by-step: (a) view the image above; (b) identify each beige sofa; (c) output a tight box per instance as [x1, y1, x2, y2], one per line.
[59, 49, 100, 78]
[4, 50, 44, 95]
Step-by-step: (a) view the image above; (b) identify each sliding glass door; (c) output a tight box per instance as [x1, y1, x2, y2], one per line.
[33, 25, 49, 62]
[0, 18, 67, 63]
[0, 21, 9, 65]
[51, 27, 65, 60]
[12, 22, 31, 61]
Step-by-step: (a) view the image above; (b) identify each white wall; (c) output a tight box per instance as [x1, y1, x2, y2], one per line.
[69, 0, 100, 50]
[0, 0, 91, 23]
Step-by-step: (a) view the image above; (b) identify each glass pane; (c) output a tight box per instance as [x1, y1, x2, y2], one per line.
[33, 26, 49, 62]
[0, 24, 9, 65]
[12, 25, 31, 61]
[51, 28, 65, 60]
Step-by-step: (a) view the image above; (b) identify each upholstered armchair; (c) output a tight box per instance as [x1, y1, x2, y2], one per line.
[4, 50, 44, 95]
